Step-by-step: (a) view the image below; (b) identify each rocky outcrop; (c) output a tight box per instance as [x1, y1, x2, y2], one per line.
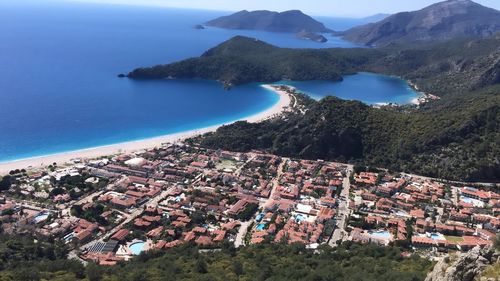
[425, 246, 499, 281]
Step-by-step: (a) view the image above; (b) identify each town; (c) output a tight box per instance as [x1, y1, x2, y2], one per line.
[0, 143, 498, 266]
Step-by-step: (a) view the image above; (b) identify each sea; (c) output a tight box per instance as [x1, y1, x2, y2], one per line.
[0, 1, 420, 162]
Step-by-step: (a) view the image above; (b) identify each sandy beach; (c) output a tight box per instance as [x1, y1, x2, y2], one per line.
[0, 85, 291, 175]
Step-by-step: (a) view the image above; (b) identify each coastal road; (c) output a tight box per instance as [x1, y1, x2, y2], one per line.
[329, 168, 352, 247]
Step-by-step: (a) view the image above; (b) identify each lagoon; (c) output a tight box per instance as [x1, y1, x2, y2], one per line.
[276, 72, 420, 105]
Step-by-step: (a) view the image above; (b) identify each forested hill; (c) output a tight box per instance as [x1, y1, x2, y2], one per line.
[127, 36, 383, 87]
[126, 35, 500, 97]
[205, 10, 332, 33]
[197, 87, 499, 181]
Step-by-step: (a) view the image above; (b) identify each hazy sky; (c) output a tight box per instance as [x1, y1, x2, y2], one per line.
[68, 0, 500, 17]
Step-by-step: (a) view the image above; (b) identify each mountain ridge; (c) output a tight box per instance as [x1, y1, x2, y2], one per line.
[340, 0, 500, 46]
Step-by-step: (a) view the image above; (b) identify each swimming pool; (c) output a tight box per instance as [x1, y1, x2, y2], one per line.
[33, 212, 49, 224]
[129, 241, 146, 255]
[256, 223, 266, 231]
[461, 197, 474, 203]
[368, 231, 391, 239]
[429, 233, 445, 240]
[295, 214, 305, 223]
[256, 213, 264, 222]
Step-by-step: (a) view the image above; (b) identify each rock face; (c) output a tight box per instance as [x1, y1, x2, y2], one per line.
[341, 0, 500, 46]
[425, 246, 499, 281]
[205, 10, 331, 33]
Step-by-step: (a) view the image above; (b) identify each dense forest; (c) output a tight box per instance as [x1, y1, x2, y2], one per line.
[0, 233, 434, 281]
[128, 36, 499, 181]
[196, 86, 499, 181]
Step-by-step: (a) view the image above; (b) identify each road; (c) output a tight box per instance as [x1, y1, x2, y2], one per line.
[235, 158, 287, 248]
[266, 158, 287, 203]
[451, 186, 459, 206]
[400, 172, 497, 188]
[329, 167, 352, 246]
[234, 220, 252, 248]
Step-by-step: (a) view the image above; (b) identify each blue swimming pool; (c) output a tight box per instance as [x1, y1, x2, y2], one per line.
[256, 223, 266, 231]
[129, 241, 145, 255]
[429, 233, 445, 240]
[368, 231, 391, 239]
[256, 213, 264, 222]
[295, 214, 305, 222]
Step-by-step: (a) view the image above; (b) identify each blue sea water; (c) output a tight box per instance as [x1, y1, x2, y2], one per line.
[276, 72, 420, 105]
[0, 1, 419, 162]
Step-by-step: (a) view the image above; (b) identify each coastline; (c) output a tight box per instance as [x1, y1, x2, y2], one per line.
[0, 85, 291, 175]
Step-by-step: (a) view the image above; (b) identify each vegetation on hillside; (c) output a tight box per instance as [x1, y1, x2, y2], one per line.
[127, 36, 384, 87]
[196, 85, 499, 181]
[0, 233, 434, 281]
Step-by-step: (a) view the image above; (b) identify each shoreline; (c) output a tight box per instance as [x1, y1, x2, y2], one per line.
[0, 85, 291, 175]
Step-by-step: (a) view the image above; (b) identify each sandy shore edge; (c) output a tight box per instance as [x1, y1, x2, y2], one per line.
[0, 85, 290, 175]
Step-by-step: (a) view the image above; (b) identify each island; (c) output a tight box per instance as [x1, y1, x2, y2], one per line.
[296, 30, 328, 43]
[205, 10, 331, 43]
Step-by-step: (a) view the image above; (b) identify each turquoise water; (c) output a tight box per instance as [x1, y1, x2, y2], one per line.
[129, 241, 146, 255]
[461, 197, 474, 203]
[295, 214, 306, 223]
[429, 233, 445, 240]
[0, 1, 419, 162]
[256, 223, 266, 231]
[368, 230, 391, 239]
[256, 213, 265, 222]
[276, 72, 420, 105]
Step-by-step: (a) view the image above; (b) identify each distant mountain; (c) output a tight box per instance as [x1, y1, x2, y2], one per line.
[205, 10, 331, 33]
[361, 13, 390, 23]
[341, 0, 500, 46]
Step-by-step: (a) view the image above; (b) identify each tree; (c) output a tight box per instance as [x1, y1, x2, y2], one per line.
[232, 260, 244, 276]
[195, 257, 208, 274]
[86, 262, 103, 281]
[494, 234, 500, 251]
[0, 175, 12, 191]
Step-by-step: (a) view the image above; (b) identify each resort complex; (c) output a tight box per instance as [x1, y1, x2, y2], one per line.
[0, 143, 498, 265]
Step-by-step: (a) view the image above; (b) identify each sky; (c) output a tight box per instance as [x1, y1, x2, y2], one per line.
[66, 0, 500, 17]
